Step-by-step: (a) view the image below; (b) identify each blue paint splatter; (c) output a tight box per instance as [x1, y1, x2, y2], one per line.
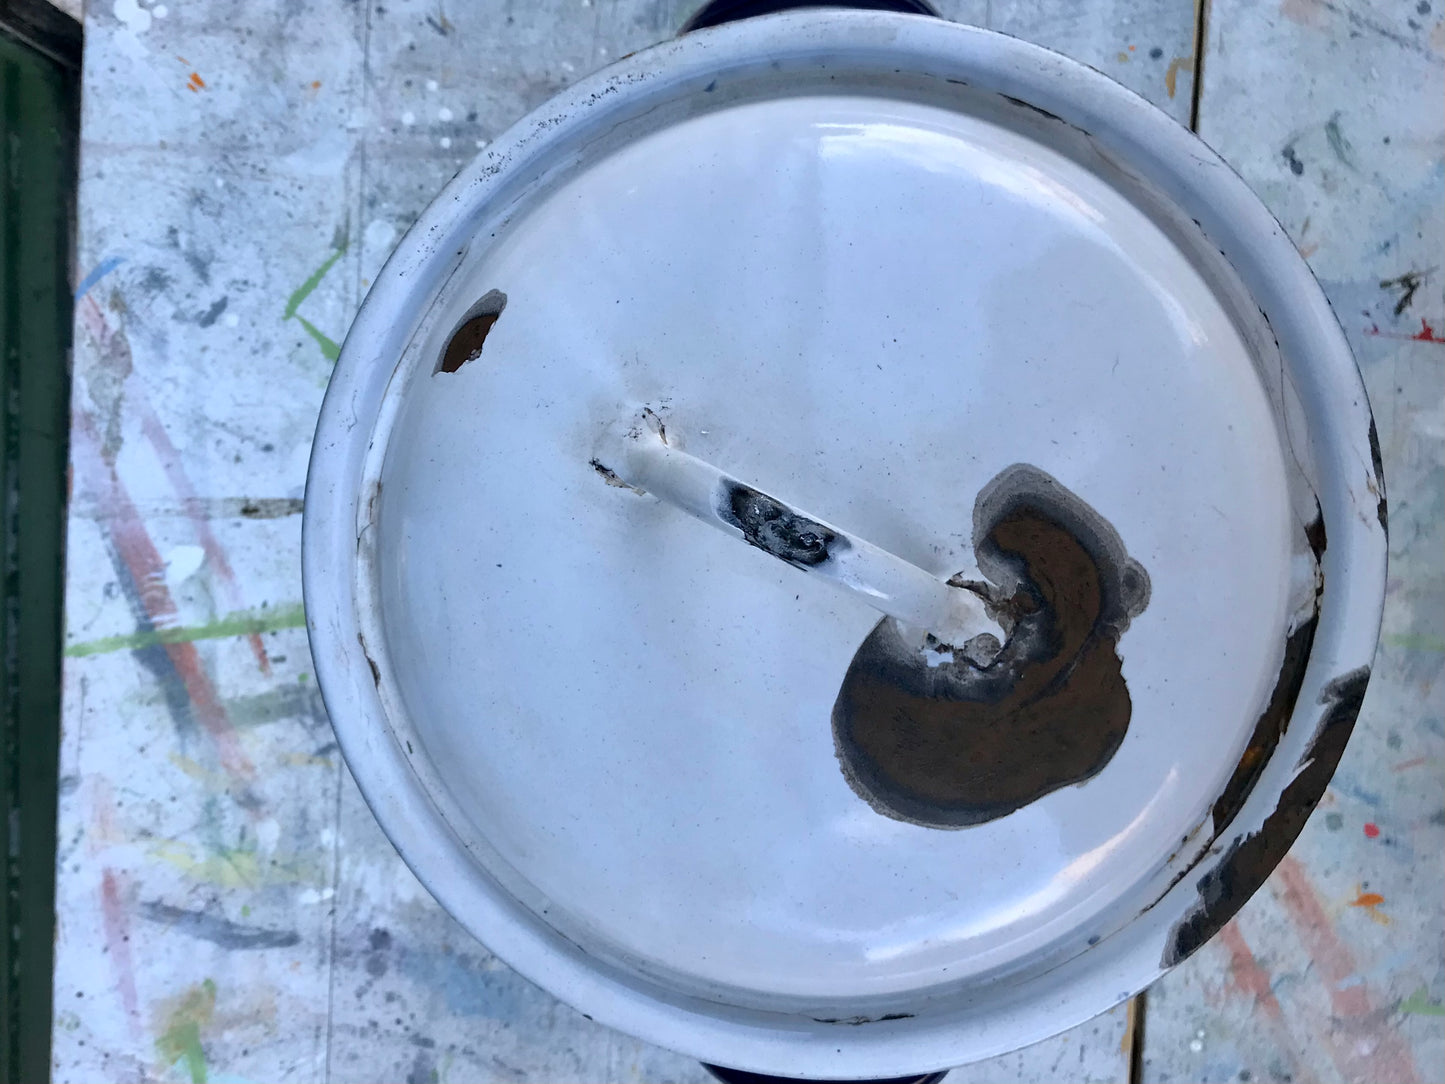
[75, 256, 126, 300]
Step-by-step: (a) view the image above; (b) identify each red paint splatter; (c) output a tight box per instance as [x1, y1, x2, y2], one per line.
[1393, 756, 1428, 771]
[1363, 822, 1380, 838]
[71, 409, 256, 785]
[100, 869, 141, 1035]
[1364, 317, 1445, 343]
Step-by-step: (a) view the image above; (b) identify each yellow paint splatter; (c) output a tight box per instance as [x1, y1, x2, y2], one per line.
[1165, 55, 1194, 99]
[1117, 51, 1130, 63]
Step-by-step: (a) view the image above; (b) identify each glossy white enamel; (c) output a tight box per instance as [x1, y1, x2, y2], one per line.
[304, 13, 1385, 1076]
[371, 95, 1287, 998]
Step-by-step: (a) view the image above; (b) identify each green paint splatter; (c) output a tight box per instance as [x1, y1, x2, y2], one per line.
[65, 602, 306, 658]
[284, 246, 346, 319]
[156, 979, 216, 1084]
[295, 314, 341, 361]
[1382, 632, 1445, 654]
[1400, 986, 1445, 1016]
[284, 243, 347, 361]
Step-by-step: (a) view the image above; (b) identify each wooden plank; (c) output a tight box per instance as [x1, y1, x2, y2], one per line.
[1141, 2, 1445, 1082]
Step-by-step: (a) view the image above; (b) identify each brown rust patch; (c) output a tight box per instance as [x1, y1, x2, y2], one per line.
[435, 289, 507, 374]
[1164, 666, 1369, 966]
[832, 464, 1150, 829]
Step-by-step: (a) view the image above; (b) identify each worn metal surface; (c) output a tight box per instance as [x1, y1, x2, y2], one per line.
[1141, 2, 1445, 1081]
[48, 1, 1436, 1082]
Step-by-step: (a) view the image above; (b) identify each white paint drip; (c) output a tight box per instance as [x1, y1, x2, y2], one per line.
[401, 110, 416, 126]
[439, 137, 451, 149]
[364, 218, 398, 255]
[425, 79, 439, 92]
[113, 0, 152, 34]
[298, 886, 336, 905]
[164, 544, 205, 584]
[152, 3, 168, 17]
[223, 312, 239, 328]
[255, 818, 281, 854]
[438, 106, 453, 122]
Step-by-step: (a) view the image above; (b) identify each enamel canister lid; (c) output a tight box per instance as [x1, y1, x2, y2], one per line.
[304, 11, 1386, 1077]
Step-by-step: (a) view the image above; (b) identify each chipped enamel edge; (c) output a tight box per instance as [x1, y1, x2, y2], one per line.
[302, 11, 1387, 1077]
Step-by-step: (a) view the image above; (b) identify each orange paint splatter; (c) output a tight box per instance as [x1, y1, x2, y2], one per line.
[1363, 822, 1380, 838]
[188, 72, 207, 91]
[1128, 44, 1137, 51]
[1165, 55, 1194, 99]
[311, 80, 321, 89]
[1349, 890, 1389, 925]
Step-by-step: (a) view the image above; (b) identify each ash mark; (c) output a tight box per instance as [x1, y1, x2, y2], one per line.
[719, 483, 847, 569]
[832, 464, 1150, 830]
[435, 289, 507, 374]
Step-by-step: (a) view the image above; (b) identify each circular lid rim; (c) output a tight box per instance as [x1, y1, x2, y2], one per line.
[302, 10, 1387, 1076]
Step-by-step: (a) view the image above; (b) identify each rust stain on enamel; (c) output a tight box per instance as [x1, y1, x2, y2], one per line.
[832, 464, 1150, 830]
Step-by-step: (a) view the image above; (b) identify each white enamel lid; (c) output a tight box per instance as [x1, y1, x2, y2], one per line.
[304, 12, 1386, 1077]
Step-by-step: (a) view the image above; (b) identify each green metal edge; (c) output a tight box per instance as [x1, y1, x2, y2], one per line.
[0, 24, 78, 1084]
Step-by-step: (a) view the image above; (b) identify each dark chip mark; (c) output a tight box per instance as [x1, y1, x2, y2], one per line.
[1164, 667, 1369, 966]
[1304, 501, 1327, 564]
[435, 289, 507, 374]
[1367, 419, 1388, 532]
[811, 1012, 915, 1026]
[833, 464, 1151, 829]
[1209, 617, 1317, 836]
[1001, 93, 1063, 124]
[358, 633, 381, 686]
[589, 458, 642, 493]
[719, 484, 847, 569]
[1282, 144, 1305, 176]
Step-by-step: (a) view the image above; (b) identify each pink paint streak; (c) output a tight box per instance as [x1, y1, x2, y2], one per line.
[100, 869, 141, 1035]
[1273, 856, 1419, 1084]
[1218, 920, 1283, 1020]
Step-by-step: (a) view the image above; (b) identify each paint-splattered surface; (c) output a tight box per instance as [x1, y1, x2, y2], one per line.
[51, 2, 1437, 1083]
[1141, 1, 1445, 1081]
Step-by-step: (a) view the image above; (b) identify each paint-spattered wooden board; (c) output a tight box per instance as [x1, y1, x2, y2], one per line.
[51, 3, 1201, 1082]
[1140, 2, 1445, 1082]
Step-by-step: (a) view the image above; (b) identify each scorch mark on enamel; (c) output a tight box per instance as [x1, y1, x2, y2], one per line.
[832, 464, 1151, 830]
